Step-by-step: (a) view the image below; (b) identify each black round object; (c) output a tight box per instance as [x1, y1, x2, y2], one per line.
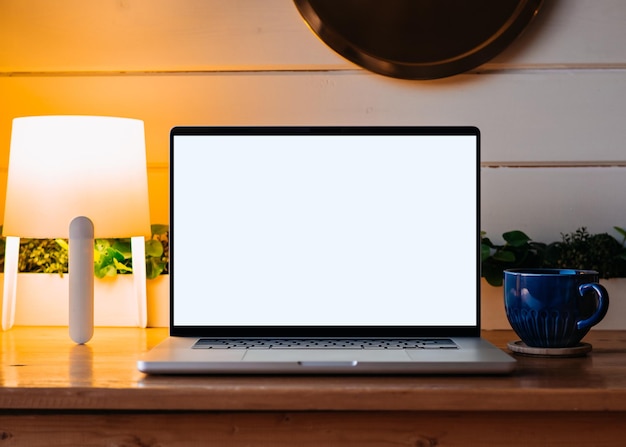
[294, 0, 543, 79]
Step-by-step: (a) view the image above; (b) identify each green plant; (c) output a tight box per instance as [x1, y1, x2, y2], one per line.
[0, 237, 5, 273]
[89, 223, 169, 279]
[0, 224, 169, 279]
[94, 239, 133, 278]
[481, 230, 547, 286]
[18, 238, 69, 275]
[145, 224, 169, 279]
[545, 227, 626, 279]
[482, 227, 626, 286]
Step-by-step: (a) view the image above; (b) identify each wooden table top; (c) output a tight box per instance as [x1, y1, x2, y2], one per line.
[1, 327, 626, 412]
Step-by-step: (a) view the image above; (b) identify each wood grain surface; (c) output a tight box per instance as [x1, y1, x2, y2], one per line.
[2, 327, 626, 446]
[2, 327, 626, 412]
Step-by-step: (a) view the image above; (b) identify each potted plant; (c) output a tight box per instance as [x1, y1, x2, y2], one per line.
[0, 225, 170, 327]
[481, 227, 626, 330]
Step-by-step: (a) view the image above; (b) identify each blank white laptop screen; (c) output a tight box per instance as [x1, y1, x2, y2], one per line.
[172, 129, 478, 329]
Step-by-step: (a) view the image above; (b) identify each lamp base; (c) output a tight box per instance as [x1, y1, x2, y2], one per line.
[69, 216, 95, 344]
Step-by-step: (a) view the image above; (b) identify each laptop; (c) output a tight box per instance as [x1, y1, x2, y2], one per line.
[138, 126, 515, 374]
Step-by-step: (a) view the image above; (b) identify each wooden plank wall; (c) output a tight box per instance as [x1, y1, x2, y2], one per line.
[1, 0, 625, 245]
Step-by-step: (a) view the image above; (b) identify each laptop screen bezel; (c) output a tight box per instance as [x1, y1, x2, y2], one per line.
[168, 126, 481, 338]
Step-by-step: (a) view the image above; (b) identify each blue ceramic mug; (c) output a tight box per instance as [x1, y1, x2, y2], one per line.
[503, 269, 609, 348]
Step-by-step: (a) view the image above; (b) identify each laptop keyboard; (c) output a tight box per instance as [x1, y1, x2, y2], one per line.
[193, 338, 458, 350]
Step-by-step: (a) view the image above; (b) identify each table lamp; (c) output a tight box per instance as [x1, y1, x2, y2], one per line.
[1, 116, 151, 343]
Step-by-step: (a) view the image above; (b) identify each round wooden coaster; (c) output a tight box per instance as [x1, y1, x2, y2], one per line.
[507, 340, 592, 357]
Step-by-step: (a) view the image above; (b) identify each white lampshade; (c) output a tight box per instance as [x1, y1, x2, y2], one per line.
[3, 115, 151, 238]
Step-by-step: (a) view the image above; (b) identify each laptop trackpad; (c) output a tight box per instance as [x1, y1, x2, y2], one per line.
[242, 349, 411, 362]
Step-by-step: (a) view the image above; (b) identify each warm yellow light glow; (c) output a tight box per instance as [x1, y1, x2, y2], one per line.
[3, 115, 151, 238]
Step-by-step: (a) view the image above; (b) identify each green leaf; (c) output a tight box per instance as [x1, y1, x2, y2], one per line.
[151, 224, 169, 235]
[95, 239, 112, 250]
[113, 257, 133, 273]
[94, 264, 117, 279]
[145, 239, 164, 258]
[484, 274, 503, 287]
[110, 247, 125, 263]
[493, 251, 516, 262]
[146, 257, 166, 279]
[481, 264, 504, 287]
[112, 240, 132, 259]
[481, 237, 495, 248]
[614, 226, 626, 244]
[481, 244, 492, 262]
[55, 239, 69, 251]
[503, 230, 531, 247]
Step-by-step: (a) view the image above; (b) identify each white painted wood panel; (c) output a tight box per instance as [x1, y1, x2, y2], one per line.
[482, 167, 626, 244]
[0, 0, 345, 72]
[491, 0, 626, 67]
[2, 0, 626, 73]
[2, 71, 625, 166]
[146, 167, 169, 225]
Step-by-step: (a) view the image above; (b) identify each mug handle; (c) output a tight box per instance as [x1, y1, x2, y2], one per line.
[577, 283, 610, 330]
